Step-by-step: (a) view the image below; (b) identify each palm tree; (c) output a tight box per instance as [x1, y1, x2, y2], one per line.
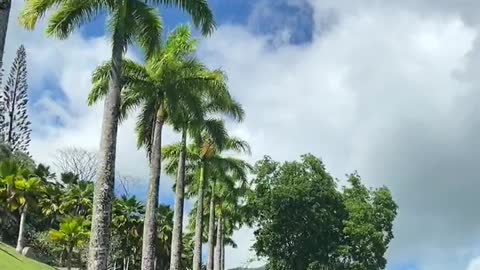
[0, 0, 11, 64]
[155, 204, 174, 270]
[164, 128, 250, 270]
[38, 183, 63, 224]
[213, 180, 247, 270]
[89, 24, 231, 270]
[194, 136, 250, 270]
[50, 217, 90, 270]
[61, 181, 95, 217]
[20, 1, 214, 269]
[166, 89, 244, 270]
[207, 168, 248, 270]
[0, 159, 43, 252]
[111, 195, 144, 270]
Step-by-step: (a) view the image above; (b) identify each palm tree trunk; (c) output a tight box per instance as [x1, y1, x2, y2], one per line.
[213, 216, 222, 270]
[169, 128, 187, 270]
[192, 163, 206, 270]
[88, 45, 123, 270]
[141, 108, 165, 270]
[67, 247, 73, 270]
[0, 0, 11, 65]
[221, 240, 225, 270]
[16, 204, 27, 253]
[206, 181, 216, 270]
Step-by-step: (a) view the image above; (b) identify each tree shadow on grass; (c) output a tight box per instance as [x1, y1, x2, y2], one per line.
[0, 245, 21, 261]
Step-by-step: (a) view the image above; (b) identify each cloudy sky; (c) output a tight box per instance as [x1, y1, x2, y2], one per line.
[5, 0, 480, 269]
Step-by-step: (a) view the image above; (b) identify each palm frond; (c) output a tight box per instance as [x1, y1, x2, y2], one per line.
[147, 0, 215, 35]
[46, 0, 106, 39]
[224, 137, 251, 154]
[20, 0, 69, 30]
[130, 1, 163, 58]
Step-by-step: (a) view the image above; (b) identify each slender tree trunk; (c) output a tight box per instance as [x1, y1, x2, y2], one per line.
[7, 59, 18, 144]
[169, 128, 187, 270]
[206, 181, 216, 270]
[16, 204, 27, 253]
[213, 216, 222, 270]
[141, 108, 165, 270]
[221, 240, 225, 270]
[0, 0, 11, 65]
[87, 45, 123, 270]
[192, 163, 206, 270]
[67, 248, 73, 270]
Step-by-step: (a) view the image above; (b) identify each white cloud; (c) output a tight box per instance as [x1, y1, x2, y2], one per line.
[468, 258, 480, 270]
[199, 3, 480, 270]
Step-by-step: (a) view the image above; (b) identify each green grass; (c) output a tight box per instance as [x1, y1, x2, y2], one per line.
[0, 242, 54, 270]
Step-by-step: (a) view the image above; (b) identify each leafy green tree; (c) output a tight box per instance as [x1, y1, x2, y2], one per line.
[247, 155, 398, 270]
[336, 173, 398, 270]
[20, 1, 214, 269]
[50, 217, 90, 270]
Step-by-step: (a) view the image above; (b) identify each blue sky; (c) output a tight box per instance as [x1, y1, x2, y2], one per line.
[8, 0, 480, 269]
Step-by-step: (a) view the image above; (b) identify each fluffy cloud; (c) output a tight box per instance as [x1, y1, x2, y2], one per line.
[7, 0, 480, 270]
[200, 1, 480, 269]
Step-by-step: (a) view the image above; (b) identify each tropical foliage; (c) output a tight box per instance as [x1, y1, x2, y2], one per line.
[0, 2, 399, 270]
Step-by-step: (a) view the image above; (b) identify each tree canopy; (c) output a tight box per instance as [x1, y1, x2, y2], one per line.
[247, 154, 398, 270]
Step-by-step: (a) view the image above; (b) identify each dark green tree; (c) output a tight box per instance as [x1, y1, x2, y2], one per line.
[0, 45, 31, 153]
[247, 155, 398, 270]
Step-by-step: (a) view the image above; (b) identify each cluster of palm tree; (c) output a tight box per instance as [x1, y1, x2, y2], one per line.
[0, 1, 253, 270]
[0, 154, 176, 270]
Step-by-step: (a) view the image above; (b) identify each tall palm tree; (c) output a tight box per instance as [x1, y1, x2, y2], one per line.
[20, 2, 214, 269]
[165, 85, 244, 270]
[207, 163, 249, 270]
[213, 181, 247, 270]
[0, 0, 11, 65]
[89, 25, 230, 270]
[164, 129, 250, 270]
[193, 136, 250, 270]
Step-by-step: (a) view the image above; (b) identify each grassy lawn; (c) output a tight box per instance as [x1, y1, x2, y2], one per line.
[0, 242, 54, 270]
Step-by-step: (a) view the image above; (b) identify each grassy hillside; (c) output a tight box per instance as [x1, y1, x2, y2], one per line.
[0, 242, 54, 270]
